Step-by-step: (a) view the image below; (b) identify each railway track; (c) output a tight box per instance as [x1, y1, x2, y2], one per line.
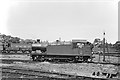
[1, 67, 119, 80]
[1, 67, 76, 79]
[2, 67, 104, 80]
[1, 61, 119, 80]
[2, 59, 120, 67]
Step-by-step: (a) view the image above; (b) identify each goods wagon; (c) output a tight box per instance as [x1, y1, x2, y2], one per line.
[31, 40, 93, 62]
[2, 43, 32, 53]
[1, 42, 47, 54]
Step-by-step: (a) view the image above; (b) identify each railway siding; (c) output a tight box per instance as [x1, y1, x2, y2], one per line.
[2, 67, 75, 78]
[1, 61, 118, 78]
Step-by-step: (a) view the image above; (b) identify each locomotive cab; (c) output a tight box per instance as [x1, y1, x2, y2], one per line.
[71, 40, 93, 61]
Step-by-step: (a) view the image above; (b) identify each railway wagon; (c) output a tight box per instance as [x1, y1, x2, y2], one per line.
[31, 40, 93, 62]
[2, 42, 47, 54]
[3, 43, 32, 53]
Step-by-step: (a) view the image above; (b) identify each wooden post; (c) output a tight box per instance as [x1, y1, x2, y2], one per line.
[99, 52, 100, 62]
[106, 41, 110, 62]
[103, 32, 105, 62]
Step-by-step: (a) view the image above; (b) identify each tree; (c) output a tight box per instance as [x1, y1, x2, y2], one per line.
[10, 37, 20, 43]
[113, 41, 120, 52]
[93, 38, 101, 46]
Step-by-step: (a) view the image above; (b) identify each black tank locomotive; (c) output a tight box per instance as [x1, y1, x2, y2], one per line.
[31, 40, 93, 62]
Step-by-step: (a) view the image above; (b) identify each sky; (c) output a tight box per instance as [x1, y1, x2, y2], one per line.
[0, 0, 118, 43]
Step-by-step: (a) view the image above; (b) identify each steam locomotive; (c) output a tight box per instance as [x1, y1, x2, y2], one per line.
[30, 40, 94, 62]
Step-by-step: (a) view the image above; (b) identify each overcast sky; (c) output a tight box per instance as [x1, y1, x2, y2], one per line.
[0, 0, 118, 43]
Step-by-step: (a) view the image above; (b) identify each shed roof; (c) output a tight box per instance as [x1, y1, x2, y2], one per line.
[72, 39, 88, 43]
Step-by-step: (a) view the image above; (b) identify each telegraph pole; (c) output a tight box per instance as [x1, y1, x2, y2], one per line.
[103, 32, 106, 62]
